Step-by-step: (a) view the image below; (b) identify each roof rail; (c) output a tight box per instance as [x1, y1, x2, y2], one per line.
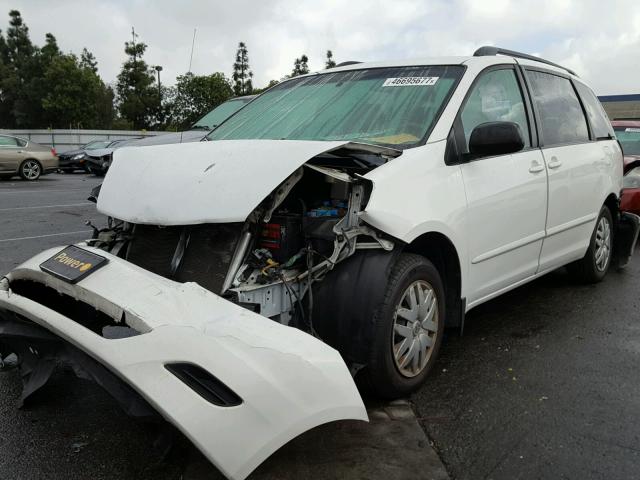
[473, 46, 578, 77]
[335, 61, 362, 67]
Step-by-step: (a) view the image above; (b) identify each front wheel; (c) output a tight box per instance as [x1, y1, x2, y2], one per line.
[19, 159, 42, 181]
[567, 205, 613, 283]
[364, 253, 445, 399]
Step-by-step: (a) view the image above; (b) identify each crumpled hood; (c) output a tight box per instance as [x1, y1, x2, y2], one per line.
[98, 139, 351, 225]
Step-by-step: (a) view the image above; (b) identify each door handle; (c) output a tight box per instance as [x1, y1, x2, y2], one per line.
[547, 157, 562, 169]
[529, 161, 545, 173]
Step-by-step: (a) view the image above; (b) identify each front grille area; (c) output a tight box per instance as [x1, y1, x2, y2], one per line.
[126, 223, 244, 294]
[9, 279, 123, 336]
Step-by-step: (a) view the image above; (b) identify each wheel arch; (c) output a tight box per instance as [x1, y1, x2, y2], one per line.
[604, 192, 619, 219]
[404, 231, 464, 329]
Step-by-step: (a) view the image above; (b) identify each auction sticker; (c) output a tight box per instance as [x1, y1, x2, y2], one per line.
[382, 77, 439, 87]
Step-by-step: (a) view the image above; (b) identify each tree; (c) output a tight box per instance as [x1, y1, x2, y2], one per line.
[232, 42, 253, 95]
[4, 10, 38, 127]
[0, 10, 115, 129]
[41, 33, 60, 59]
[41, 53, 114, 128]
[80, 47, 98, 73]
[116, 32, 159, 129]
[0, 29, 14, 125]
[165, 72, 233, 129]
[6, 10, 34, 63]
[291, 54, 309, 77]
[325, 50, 336, 69]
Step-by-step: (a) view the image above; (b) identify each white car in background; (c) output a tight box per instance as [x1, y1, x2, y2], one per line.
[1, 47, 637, 479]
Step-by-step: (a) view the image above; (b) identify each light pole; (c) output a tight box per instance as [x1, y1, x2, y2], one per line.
[154, 65, 163, 99]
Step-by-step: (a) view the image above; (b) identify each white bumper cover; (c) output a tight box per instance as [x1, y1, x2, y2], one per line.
[0, 246, 367, 479]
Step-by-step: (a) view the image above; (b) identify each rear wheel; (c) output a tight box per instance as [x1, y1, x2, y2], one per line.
[365, 253, 445, 399]
[19, 159, 42, 181]
[567, 205, 613, 283]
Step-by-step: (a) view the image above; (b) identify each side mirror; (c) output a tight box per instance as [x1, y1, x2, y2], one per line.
[469, 121, 525, 157]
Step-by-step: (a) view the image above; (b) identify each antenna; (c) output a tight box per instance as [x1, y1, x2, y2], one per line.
[188, 28, 197, 73]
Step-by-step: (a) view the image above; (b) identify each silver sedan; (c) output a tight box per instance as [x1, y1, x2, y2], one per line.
[0, 134, 59, 181]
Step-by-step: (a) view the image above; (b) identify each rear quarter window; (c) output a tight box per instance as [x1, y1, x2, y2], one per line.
[574, 82, 614, 139]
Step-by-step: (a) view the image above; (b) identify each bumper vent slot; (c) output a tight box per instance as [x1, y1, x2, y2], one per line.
[165, 363, 243, 407]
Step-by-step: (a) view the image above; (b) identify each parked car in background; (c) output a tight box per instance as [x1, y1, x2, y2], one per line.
[57, 139, 116, 173]
[0, 134, 58, 181]
[613, 120, 640, 215]
[85, 137, 144, 175]
[122, 95, 257, 148]
[86, 96, 256, 176]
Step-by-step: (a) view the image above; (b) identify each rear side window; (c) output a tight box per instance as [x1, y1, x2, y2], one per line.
[527, 70, 589, 146]
[0, 136, 18, 146]
[574, 82, 614, 139]
[460, 68, 531, 152]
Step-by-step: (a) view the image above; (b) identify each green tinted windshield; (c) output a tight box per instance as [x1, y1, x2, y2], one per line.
[614, 127, 640, 155]
[207, 65, 463, 148]
[192, 98, 252, 129]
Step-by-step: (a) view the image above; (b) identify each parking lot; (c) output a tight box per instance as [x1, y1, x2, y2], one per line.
[1, 173, 640, 479]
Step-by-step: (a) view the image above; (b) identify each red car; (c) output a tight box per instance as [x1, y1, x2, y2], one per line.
[612, 120, 640, 215]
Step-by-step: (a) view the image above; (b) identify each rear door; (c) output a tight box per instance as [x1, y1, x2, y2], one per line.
[454, 66, 548, 306]
[0, 135, 22, 172]
[524, 69, 617, 272]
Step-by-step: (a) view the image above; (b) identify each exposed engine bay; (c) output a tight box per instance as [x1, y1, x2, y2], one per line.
[86, 145, 397, 337]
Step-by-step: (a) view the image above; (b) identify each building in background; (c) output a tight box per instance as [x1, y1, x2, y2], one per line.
[599, 94, 640, 120]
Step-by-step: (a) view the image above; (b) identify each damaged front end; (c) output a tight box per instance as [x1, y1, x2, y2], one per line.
[90, 140, 399, 331]
[0, 139, 401, 479]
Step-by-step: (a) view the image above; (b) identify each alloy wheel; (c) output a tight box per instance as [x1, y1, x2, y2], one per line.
[392, 280, 439, 378]
[594, 216, 611, 272]
[22, 160, 41, 180]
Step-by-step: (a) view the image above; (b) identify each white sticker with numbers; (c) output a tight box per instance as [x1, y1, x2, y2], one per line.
[382, 77, 439, 87]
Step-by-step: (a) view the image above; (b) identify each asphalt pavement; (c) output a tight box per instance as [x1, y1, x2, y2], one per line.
[0, 173, 103, 275]
[412, 259, 640, 479]
[1, 173, 639, 480]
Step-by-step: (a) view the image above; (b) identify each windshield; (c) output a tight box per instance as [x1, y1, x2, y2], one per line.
[614, 127, 640, 155]
[85, 140, 111, 150]
[206, 65, 463, 148]
[192, 98, 252, 130]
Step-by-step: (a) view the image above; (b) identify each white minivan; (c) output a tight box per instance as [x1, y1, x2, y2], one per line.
[1, 47, 638, 479]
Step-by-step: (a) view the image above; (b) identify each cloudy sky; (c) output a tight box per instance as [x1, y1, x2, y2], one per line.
[1, 0, 639, 95]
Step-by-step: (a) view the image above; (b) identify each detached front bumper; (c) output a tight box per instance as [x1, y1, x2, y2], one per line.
[0, 246, 367, 480]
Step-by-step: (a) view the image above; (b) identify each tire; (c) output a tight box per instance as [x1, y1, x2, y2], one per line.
[567, 205, 613, 283]
[364, 253, 445, 399]
[19, 159, 42, 181]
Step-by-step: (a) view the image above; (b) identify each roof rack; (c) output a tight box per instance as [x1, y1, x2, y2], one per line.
[335, 61, 362, 67]
[473, 46, 578, 77]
